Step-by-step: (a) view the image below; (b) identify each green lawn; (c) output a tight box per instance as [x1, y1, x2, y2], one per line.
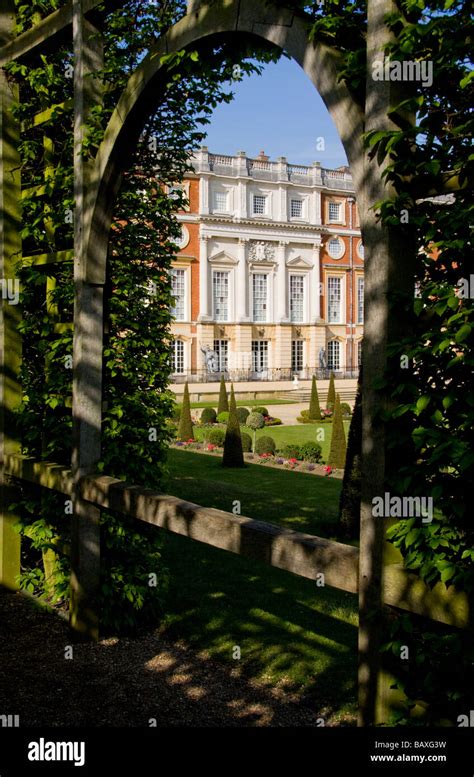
[164, 447, 343, 537]
[194, 421, 350, 465]
[160, 531, 358, 721]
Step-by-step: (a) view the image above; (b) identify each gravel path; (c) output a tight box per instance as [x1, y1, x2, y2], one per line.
[1, 588, 328, 728]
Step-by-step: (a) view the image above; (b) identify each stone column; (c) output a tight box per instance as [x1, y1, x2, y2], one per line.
[276, 241, 288, 322]
[236, 238, 248, 321]
[198, 234, 210, 320]
[199, 175, 209, 215]
[310, 242, 321, 321]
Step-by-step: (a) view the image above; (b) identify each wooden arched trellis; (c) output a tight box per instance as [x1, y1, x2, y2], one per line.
[1, 0, 468, 727]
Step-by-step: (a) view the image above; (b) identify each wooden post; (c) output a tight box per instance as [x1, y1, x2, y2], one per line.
[358, 0, 416, 725]
[0, 0, 21, 590]
[70, 0, 104, 638]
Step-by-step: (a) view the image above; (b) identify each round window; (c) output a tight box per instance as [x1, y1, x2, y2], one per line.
[175, 225, 189, 250]
[327, 237, 344, 259]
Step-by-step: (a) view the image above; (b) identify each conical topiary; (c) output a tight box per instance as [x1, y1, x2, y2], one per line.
[217, 374, 229, 415]
[326, 370, 336, 410]
[308, 375, 321, 420]
[177, 382, 194, 441]
[339, 368, 362, 538]
[222, 385, 244, 468]
[328, 393, 346, 469]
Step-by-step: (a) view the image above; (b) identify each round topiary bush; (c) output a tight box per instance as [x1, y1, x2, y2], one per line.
[253, 406, 269, 416]
[206, 428, 226, 446]
[340, 402, 352, 417]
[200, 407, 217, 424]
[241, 432, 252, 452]
[300, 441, 322, 463]
[255, 436, 276, 455]
[280, 444, 302, 460]
[236, 406, 250, 425]
[246, 412, 265, 430]
[217, 411, 229, 424]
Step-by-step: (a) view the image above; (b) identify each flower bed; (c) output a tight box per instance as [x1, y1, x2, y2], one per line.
[170, 442, 343, 477]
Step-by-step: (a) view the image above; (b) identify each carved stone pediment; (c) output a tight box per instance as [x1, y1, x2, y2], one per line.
[208, 251, 238, 265]
[248, 240, 275, 263]
[286, 255, 313, 268]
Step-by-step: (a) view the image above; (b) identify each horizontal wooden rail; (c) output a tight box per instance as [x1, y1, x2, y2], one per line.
[3, 454, 470, 628]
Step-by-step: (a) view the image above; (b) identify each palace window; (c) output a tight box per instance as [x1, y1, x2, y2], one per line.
[252, 340, 268, 373]
[290, 199, 303, 218]
[252, 274, 268, 323]
[213, 271, 229, 322]
[328, 237, 344, 259]
[213, 339, 228, 372]
[171, 340, 184, 374]
[292, 340, 304, 373]
[328, 201, 342, 222]
[289, 274, 304, 323]
[327, 340, 341, 371]
[358, 339, 363, 367]
[213, 190, 228, 212]
[171, 268, 185, 321]
[327, 276, 342, 323]
[252, 194, 267, 215]
[357, 277, 364, 323]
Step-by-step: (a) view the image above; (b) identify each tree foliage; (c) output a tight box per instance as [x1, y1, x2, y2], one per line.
[6, 0, 277, 630]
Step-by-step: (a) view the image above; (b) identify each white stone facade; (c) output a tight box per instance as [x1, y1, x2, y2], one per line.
[170, 148, 364, 381]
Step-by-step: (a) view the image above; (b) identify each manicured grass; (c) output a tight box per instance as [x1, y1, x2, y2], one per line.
[164, 448, 343, 537]
[194, 421, 350, 465]
[160, 531, 358, 721]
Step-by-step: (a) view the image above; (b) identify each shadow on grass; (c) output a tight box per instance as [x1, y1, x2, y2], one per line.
[160, 531, 357, 721]
[0, 578, 356, 726]
[165, 449, 343, 537]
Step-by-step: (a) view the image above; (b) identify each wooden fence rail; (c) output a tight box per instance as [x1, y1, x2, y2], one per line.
[4, 454, 470, 629]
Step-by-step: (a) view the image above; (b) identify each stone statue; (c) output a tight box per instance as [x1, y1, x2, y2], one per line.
[319, 347, 327, 371]
[201, 345, 219, 373]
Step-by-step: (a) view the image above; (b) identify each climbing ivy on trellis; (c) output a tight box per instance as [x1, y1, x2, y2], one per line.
[7, 0, 277, 631]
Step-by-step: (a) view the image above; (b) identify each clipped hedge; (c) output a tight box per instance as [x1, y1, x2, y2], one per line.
[200, 407, 217, 424]
[236, 406, 250, 425]
[340, 402, 352, 417]
[264, 416, 282, 426]
[206, 427, 226, 446]
[255, 436, 276, 455]
[300, 441, 322, 463]
[253, 406, 269, 416]
[241, 432, 252, 452]
[217, 411, 229, 424]
[279, 444, 301, 459]
[297, 409, 321, 424]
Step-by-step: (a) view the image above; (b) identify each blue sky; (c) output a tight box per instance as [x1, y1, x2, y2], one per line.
[203, 55, 348, 169]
